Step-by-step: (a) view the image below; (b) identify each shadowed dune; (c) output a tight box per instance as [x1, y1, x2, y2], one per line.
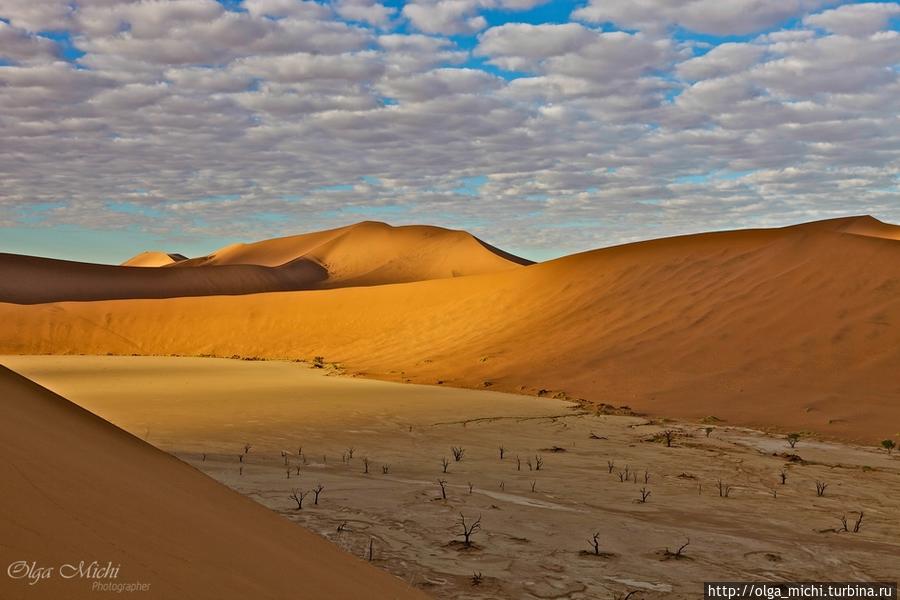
[2, 221, 530, 304]
[0, 253, 329, 303]
[0, 365, 427, 600]
[1, 215, 898, 442]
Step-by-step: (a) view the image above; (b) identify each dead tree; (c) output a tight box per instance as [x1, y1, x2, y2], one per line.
[295, 465, 301, 476]
[457, 513, 482, 547]
[346, 447, 355, 459]
[282, 451, 289, 466]
[516, 456, 522, 471]
[468, 482, 474, 494]
[362, 457, 370, 474]
[498, 445, 506, 460]
[437, 479, 448, 500]
[441, 457, 450, 473]
[618, 470, 628, 483]
[704, 427, 714, 438]
[471, 572, 484, 586]
[285, 467, 292, 479]
[243, 443, 252, 455]
[787, 433, 800, 448]
[531, 480, 537, 492]
[526, 457, 533, 471]
[367, 538, 374, 561]
[382, 464, 390, 474]
[665, 538, 690, 559]
[239, 465, 243, 476]
[588, 532, 601, 555]
[638, 487, 651, 503]
[815, 480, 828, 497]
[780, 469, 787, 485]
[607, 460, 615, 474]
[643, 470, 650, 484]
[201, 453, 206, 461]
[839, 514, 849, 532]
[853, 512, 864, 533]
[289, 488, 308, 510]
[313, 483, 324, 505]
[534, 455, 544, 471]
[451, 446, 466, 462]
[662, 430, 675, 447]
[717, 480, 732, 498]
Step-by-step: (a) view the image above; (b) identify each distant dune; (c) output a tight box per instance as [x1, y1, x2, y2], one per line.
[0, 365, 427, 600]
[121, 251, 188, 267]
[2, 215, 898, 443]
[1, 221, 531, 304]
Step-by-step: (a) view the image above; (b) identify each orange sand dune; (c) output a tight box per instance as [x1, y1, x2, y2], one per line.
[121, 251, 188, 267]
[2, 215, 898, 443]
[177, 221, 533, 286]
[0, 364, 427, 600]
[1, 221, 529, 303]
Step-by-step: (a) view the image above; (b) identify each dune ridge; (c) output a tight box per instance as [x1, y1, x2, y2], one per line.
[2, 221, 530, 304]
[2, 215, 898, 442]
[0, 364, 427, 600]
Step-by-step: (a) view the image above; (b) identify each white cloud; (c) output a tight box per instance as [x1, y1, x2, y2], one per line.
[335, 0, 396, 28]
[0, 22, 60, 64]
[402, 0, 550, 34]
[804, 3, 900, 36]
[677, 43, 767, 81]
[574, 0, 834, 35]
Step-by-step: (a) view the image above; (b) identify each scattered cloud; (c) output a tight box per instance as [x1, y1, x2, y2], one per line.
[1, 0, 899, 260]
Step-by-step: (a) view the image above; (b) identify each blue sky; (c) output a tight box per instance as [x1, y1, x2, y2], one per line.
[1, 0, 899, 263]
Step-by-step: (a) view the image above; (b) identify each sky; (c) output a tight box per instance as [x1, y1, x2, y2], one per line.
[1, 0, 899, 263]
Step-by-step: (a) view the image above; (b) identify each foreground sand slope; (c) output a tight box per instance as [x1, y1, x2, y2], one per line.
[3, 221, 530, 304]
[2, 216, 898, 442]
[0, 365, 427, 600]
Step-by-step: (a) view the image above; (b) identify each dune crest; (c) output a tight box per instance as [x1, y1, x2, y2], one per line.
[0, 365, 427, 600]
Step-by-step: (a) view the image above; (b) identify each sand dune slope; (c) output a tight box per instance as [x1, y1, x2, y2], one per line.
[0, 365, 426, 600]
[1, 216, 898, 442]
[3, 221, 530, 303]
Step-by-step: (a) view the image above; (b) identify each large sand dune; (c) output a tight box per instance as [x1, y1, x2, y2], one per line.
[2, 221, 530, 304]
[0, 364, 426, 600]
[2, 215, 898, 442]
